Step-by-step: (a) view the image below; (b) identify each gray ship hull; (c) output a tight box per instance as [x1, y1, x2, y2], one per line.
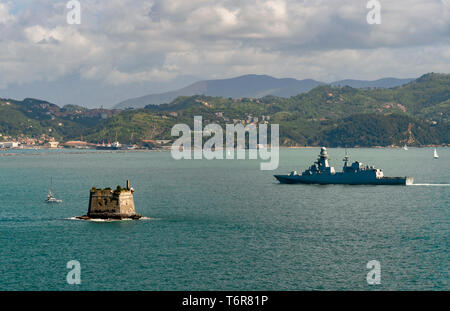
[96, 146, 120, 150]
[274, 174, 413, 185]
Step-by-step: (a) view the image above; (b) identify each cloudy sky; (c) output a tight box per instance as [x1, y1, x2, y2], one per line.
[0, 0, 449, 108]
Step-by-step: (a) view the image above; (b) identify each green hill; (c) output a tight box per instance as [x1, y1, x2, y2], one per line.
[317, 113, 445, 147]
[1, 73, 448, 147]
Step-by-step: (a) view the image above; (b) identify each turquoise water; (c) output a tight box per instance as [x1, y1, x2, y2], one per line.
[0, 148, 448, 290]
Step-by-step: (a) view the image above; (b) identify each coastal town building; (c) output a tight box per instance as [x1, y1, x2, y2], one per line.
[0, 142, 20, 148]
[45, 141, 60, 148]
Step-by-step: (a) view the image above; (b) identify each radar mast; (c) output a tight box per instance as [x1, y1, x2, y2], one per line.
[343, 148, 349, 167]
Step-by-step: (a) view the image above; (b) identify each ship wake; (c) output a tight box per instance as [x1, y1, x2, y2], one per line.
[409, 183, 450, 186]
[67, 216, 151, 222]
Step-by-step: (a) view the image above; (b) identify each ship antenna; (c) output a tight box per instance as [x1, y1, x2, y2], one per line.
[343, 148, 349, 165]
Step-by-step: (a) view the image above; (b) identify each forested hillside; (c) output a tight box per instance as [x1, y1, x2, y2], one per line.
[1, 73, 448, 147]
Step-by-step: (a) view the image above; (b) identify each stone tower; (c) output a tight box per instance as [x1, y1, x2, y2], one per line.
[79, 180, 141, 220]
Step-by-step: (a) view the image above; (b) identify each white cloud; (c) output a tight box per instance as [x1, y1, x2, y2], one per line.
[106, 67, 178, 85]
[0, 0, 449, 92]
[0, 5, 12, 24]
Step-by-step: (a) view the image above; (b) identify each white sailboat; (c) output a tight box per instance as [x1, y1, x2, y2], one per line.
[45, 178, 62, 204]
[433, 148, 439, 159]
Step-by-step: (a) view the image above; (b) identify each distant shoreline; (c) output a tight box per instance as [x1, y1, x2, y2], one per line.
[0, 145, 447, 157]
[284, 145, 448, 148]
[0, 149, 160, 157]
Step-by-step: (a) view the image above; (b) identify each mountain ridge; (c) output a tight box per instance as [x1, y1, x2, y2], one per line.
[1, 73, 447, 147]
[115, 74, 415, 109]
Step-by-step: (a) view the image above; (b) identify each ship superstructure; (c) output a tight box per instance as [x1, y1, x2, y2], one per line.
[275, 147, 413, 185]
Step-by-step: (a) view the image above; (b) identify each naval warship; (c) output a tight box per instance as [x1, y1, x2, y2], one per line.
[96, 141, 122, 150]
[274, 147, 413, 185]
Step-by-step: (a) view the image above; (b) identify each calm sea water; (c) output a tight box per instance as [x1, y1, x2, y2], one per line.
[0, 148, 448, 290]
